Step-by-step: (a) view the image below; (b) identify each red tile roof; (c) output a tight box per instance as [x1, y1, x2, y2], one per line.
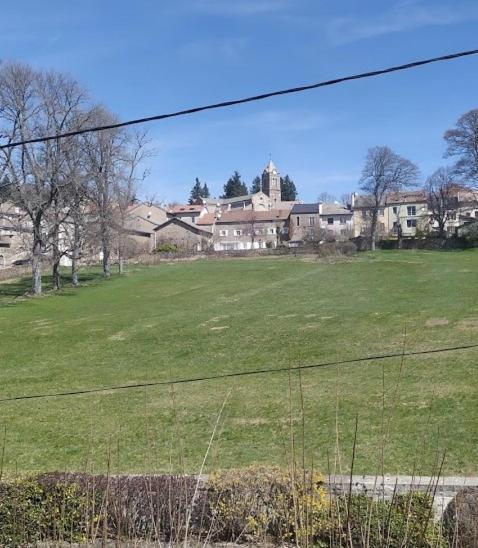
[169, 204, 204, 214]
[196, 212, 216, 225]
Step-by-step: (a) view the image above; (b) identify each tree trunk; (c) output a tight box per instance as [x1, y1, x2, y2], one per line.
[370, 221, 377, 251]
[71, 221, 81, 287]
[102, 241, 111, 278]
[31, 228, 42, 295]
[101, 221, 111, 277]
[397, 224, 403, 250]
[51, 223, 61, 291]
[52, 260, 61, 290]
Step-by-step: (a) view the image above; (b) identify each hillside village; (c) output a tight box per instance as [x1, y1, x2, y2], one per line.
[87, 159, 478, 255]
[2, 157, 478, 267]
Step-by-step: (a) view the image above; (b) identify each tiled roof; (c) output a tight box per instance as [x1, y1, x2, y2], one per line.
[196, 212, 216, 225]
[354, 190, 427, 208]
[169, 204, 204, 214]
[216, 209, 290, 224]
[291, 203, 320, 214]
[321, 204, 352, 216]
[154, 217, 212, 235]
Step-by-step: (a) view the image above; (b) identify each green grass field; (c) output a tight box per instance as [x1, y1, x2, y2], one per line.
[1, 251, 478, 476]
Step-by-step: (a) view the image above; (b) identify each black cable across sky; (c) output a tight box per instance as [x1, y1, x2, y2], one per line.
[0, 48, 477, 150]
[0, 342, 476, 404]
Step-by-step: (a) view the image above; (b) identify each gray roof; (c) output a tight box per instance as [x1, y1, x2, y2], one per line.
[321, 204, 352, 216]
[291, 203, 320, 214]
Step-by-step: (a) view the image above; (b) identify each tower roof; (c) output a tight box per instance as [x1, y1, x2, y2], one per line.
[264, 159, 278, 174]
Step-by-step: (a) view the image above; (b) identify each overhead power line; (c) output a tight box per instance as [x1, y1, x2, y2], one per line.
[0, 342, 477, 404]
[1, 48, 477, 150]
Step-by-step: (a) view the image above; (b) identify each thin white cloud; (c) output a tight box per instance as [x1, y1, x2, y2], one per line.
[327, 2, 478, 45]
[215, 109, 333, 133]
[177, 37, 249, 63]
[191, 0, 291, 16]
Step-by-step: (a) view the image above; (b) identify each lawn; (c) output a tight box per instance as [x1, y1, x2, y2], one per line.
[0, 250, 477, 476]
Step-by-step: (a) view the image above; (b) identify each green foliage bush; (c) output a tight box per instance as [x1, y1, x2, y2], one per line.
[0, 473, 446, 546]
[155, 242, 180, 253]
[204, 466, 329, 544]
[327, 492, 445, 547]
[0, 478, 92, 546]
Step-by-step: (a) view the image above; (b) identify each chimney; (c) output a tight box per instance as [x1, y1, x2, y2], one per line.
[318, 203, 323, 215]
[351, 192, 356, 209]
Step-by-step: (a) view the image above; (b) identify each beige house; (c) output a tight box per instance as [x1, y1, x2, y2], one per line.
[352, 189, 478, 239]
[0, 201, 31, 267]
[352, 191, 430, 238]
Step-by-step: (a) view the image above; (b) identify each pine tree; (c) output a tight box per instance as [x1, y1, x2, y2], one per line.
[221, 171, 248, 198]
[202, 183, 210, 199]
[249, 176, 262, 194]
[280, 175, 298, 201]
[189, 178, 204, 204]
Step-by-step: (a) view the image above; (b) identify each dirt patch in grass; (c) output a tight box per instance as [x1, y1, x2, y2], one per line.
[109, 331, 127, 341]
[425, 318, 449, 327]
[210, 326, 229, 331]
[458, 318, 478, 331]
[300, 323, 321, 330]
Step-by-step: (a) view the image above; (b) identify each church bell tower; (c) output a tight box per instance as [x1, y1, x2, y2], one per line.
[262, 159, 281, 206]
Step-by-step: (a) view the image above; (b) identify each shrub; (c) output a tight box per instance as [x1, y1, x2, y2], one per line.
[0, 479, 45, 546]
[204, 466, 328, 544]
[327, 492, 445, 547]
[442, 487, 478, 547]
[37, 472, 199, 542]
[155, 242, 180, 253]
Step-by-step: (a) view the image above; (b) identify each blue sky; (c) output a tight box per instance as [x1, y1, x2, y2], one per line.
[1, 0, 478, 203]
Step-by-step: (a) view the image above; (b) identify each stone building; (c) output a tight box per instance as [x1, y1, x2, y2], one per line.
[288, 203, 353, 244]
[154, 217, 213, 251]
[212, 209, 290, 251]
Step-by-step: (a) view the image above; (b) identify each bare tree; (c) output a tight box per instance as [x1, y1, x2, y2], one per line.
[444, 109, 478, 185]
[317, 192, 336, 203]
[113, 130, 151, 274]
[82, 108, 123, 278]
[359, 146, 419, 250]
[425, 167, 458, 238]
[0, 63, 88, 294]
[83, 110, 151, 277]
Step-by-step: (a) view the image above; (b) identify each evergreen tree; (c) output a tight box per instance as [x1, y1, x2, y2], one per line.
[249, 176, 262, 194]
[221, 171, 248, 198]
[280, 175, 298, 201]
[189, 178, 204, 204]
[202, 183, 210, 199]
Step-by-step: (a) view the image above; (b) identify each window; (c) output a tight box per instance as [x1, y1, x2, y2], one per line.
[340, 217, 346, 225]
[392, 206, 398, 214]
[407, 206, 416, 216]
[327, 217, 334, 225]
[234, 229, 243, 236]
[296, 216, 300, 227]
[406, 219, 417, 228]
[308, 217, 315, 227]
[219, 229, 228, 237]
[466, 212, 471, 217]
[475, 211, 478, 217]
[267, 227, 275, 235]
